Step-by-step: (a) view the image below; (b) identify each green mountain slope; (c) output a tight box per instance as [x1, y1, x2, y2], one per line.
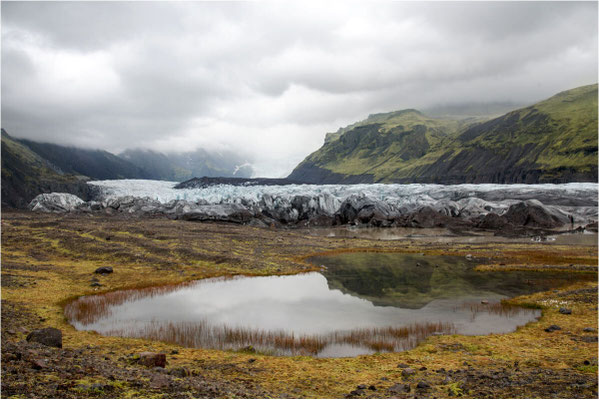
[289, 84, 598, 184]
[1, 130, 93, 208]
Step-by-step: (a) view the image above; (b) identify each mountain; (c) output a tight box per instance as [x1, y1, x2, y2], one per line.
[2, 131, 253, 208]
[119, 149, 253, 181]
[19, 139, 148, 180]
[1, 130, 93, 208]
[289, 84, 598, 184]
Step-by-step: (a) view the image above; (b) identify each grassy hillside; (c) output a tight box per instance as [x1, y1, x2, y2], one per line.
[1, 130, 93, 208]
[289, 84, 598, 183]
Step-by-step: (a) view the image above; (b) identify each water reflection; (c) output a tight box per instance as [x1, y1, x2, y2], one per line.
[66, 254, 595, 357]
[311, 253, 596, 309]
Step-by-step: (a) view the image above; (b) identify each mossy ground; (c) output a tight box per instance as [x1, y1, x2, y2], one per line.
[1, 211, 597, 398]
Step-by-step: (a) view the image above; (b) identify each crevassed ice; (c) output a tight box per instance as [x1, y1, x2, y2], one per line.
[88, 179, 598, 221]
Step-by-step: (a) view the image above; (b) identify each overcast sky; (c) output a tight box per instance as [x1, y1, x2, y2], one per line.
[2, 1, 597, 177]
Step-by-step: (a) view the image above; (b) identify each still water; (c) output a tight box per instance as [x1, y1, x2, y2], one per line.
[66, 253, 595, 357]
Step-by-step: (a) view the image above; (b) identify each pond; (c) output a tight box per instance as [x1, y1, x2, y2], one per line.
[65, 253, 596, 357]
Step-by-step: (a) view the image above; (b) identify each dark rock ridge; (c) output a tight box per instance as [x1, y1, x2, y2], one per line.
[174, 176, 302, 189]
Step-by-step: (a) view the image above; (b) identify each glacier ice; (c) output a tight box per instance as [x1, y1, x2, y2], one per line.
[81, 179, 599, 227]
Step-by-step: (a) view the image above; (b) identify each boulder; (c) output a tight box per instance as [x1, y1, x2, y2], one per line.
[94, 266, 113, 274]
[28, 193, 84, 213]
[26, 327, 62, 348]
[503, 200, 565, 228]
[139, 352, 166, 368]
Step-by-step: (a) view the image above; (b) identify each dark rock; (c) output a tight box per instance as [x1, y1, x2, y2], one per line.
[419, 366, 427, 371]
[581, 336, 598, 343]
[545, 325, 562, 332]
[30, 359, 47, 370]
[583, 327, 596, 332]
[248, 358, 256, 363]
[559, 308, 572, 315]
[168, 367, 190, 378]
[180, 204, 253, 224]
[90, 282, 102, 287]
[26, 327, 62, 348]
[149, 374, 169, 389]
[349, 389, 365, 396]
[138, 352, 166, 368]
[401, 368, 416, 377]
[476, 212, 511, 229]
[368, 385, 376, 391]
[397, 363, 410, 368]
[416, 381, 431, 390]
[356, 384, 367, 390]
[388, 383, 410, 393]
[503, 200, 565, 228]
[94, 266, 113, 274]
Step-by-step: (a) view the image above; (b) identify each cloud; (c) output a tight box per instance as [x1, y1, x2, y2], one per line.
[1, 1, 597, 177]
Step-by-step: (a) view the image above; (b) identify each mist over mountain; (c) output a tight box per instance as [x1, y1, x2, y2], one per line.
[1, 131, 254, 208]
[119, 149, 253, 181]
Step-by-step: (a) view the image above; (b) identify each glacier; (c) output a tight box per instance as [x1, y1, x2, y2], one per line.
[30, 179, 598, 231]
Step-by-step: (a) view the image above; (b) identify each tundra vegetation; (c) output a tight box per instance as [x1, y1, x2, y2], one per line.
[1, 211, 597, 398]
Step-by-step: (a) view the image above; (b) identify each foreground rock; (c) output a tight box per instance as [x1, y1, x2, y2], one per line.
[26, 327, 62, 348]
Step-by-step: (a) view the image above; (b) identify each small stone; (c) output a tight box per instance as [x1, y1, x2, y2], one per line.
[388, 383, 410, 393]
[419, 366, 427, 371]
[94, 266, 113, 274]
[368, 385, 376, 391]
[481, 300, 489, 305]
[545, 325, 562, 332]
[559, 308, 572, 315]
[248, 358, 256, 363]
[149, 374, 169, 389]
[90, 282, 102, 287]
[26, 328, 62, 348]
[417, 381, 431, 390]
[30, 359, 47, 370]
[397, 363, 410, 368]
[356, 384, 367, 390]
[583, 328, 596, 332]
[402, 368, 416, 377]
[349, 389, 364, 396]
[170, 349, 179, 354]
[465, 254, 473, 260]
[168, 367, 189, 378]
[581, 336, 598, 343]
